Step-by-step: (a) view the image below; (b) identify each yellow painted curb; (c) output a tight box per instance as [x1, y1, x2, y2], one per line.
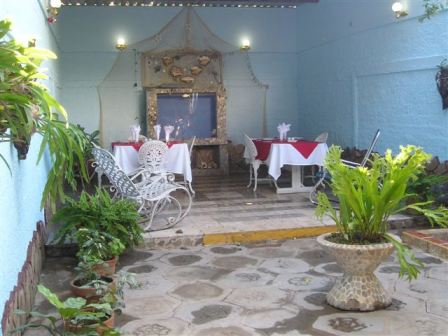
[203, 225, 337, 246]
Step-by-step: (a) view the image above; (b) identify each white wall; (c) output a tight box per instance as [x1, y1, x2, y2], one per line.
[58, 7, 300, 144]
[0, 0, 60, 329]
[296, 0, 448, 158]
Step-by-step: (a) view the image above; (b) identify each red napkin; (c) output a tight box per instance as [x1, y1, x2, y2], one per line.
[166, 140, 181, 148]
[253, 140, 319, 161]
[111, 141, 144, 151]
[112, 141, 182, 151]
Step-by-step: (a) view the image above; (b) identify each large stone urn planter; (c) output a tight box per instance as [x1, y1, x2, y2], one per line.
[317, 233, 394, 311]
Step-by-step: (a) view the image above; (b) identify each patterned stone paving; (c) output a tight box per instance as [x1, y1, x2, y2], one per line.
[31, 238, 448, 336]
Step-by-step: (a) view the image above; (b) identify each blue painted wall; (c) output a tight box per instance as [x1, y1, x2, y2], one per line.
[0, 0, 59, 328]
[57, 7, 300, 143]
[296, 0, 448, 159]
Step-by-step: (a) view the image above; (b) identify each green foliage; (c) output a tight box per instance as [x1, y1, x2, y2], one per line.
[53, 188, 143, 250]
[74, 256, 113, 291]
[11, 285, 120, 336]
[0, 18, 90, 209]
[77, 228, 125, 262]
[316, 145, 448, 280]
[419, 0, 447, 21]
[100, 271, 140, 313]
[72, 125, 100, 187]
[406, 171, 448, 203]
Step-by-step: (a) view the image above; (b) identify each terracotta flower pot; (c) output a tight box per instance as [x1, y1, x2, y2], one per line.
[70, 276, 116, 301]
[317, 233, 394, 311]
[92, 256, 118, 276]
[96, 311, 115, 334]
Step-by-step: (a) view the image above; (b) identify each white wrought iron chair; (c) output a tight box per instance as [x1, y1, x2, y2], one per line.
[184, 136, 196, 195]
[138, 140, 169, 177]
[309, 129, 381, 205]
[92, 147, 192, 231]
[314, 131, 329, 143]
[244, 134, 277, 192]
[302, 131, 329, 184]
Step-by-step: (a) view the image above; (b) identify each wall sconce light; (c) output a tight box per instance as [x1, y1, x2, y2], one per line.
[47, 0, 62, 24]
[240, 38, 251, 51]
[115, 37, 127, 51]
[392, 2, 408, 18]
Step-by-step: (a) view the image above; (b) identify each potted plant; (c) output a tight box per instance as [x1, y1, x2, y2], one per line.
[99, 271, 140, 314]
[70, 257, 116, 301]
[77, 228, 125, 276]
[53, 188, 143, 253]
[316, 145, 448, 311]
[12, 285, 120, 335]
[0, 19, 90, 209]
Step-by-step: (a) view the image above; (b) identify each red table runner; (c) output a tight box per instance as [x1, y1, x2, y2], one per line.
[253, 139, 320, 161]
[111, 141, 181, 151]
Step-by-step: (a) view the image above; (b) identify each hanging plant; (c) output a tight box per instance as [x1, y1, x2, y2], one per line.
[436, 59, 448, 110]
[419, 0, 447, 21]
[0, 18, 90, 209]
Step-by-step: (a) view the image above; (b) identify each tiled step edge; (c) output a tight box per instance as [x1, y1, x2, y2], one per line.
[203, 225, 338, 245]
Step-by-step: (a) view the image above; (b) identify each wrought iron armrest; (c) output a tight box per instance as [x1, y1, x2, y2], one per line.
[341, 159, 361, 168]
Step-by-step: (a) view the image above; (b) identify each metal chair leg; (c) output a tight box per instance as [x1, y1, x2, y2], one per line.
[253, 165, 258, 192]
[187, 180, 195, 195]
[247, 164, 253, 188]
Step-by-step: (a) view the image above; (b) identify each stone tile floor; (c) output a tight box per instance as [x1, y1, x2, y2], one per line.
[33, 238, 448, 336]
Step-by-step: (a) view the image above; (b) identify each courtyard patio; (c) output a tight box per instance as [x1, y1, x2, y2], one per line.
[33, 237, 447, 336]
[1, 0, 448, 335]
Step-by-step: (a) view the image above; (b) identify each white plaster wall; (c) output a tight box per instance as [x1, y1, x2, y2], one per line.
[0, 0, 60, 327]
[58, 7, 300, 144]
[296, 0, 448, 158]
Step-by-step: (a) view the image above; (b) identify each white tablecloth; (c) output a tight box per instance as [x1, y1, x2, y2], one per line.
[113, 143, 192, 182]
[266, 143, 328, 180]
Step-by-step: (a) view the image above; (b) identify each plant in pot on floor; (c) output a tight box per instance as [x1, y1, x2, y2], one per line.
[77, 228, 126, 276]
[70, 244, 140, 302]
[70, 256, 118, 301]
[13, 285, 120, 335]
[53, 188, 143, 263]
[315, 145, 448, 311]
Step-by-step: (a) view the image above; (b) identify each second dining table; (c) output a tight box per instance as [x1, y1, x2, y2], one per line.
[111, 141, 192, 183]
[249, 138, 328, 193]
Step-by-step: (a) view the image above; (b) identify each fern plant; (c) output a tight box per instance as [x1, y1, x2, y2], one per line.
[316, 145, 448, 280]
[53, 188, 143, 249]
[0, 18, 89, 209]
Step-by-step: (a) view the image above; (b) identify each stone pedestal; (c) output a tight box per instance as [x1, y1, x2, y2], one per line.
[317, 233, 394, 311]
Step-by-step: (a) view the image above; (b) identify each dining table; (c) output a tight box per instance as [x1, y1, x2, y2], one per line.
[111, 141, 192, 183]
[245, 138, 328, 194]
